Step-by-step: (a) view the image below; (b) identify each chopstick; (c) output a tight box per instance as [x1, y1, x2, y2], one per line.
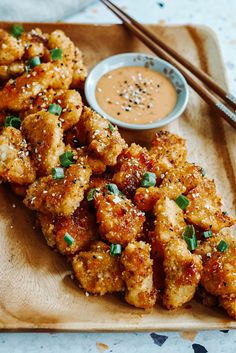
[100, 0, 236, 129]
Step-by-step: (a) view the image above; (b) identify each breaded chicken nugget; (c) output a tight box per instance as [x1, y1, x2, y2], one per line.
[121, 241, 157, 309]
[37, 200, 97, 255]
[21, 111, 65, 176]
[113, 143, 154, 197]
[163, 237, 202, 309]
[134, 186, 160, 212]
[150, 131, 187, 179]
[94, 189, 145, 245]
[0, 29, 24, 65]
[72, 241, 124, 295]
[55, 89, 82, 130]
[47, 30, 74, 67]
[220, 295, 236, 320]
[77, 107, 126, 166]
[0, 61, 25, 82]
[24, 162, 92, 216]
[75, 147, 107, 174]
[195, 233, 236, 297]
[185, 178, 236, 232]
[0, 127, 35, 185]
[70, 47, 87, 89]
[20, 28, 47, 59]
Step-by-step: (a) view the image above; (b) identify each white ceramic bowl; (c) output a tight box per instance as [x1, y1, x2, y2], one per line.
[85, 53, 189, 130]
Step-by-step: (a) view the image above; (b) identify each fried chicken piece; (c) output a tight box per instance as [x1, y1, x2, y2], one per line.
[24, 162, 92, 216]
[220, 295, 236, 320]
[154, 196, 186, 258]
[0, 29, 24, 65]
[72, 241, 124, 295]
[70, 47, 87, 89]
[113, 143, 154, 197]
[0, 127, 36, 185]
[94, 190, 145, 246]
[37, 200, 97, 255]
[76, 147, 106, 174]
[0, 61, 25, 81]
[21, 111, 65, 176]
[134, 162, 203, 212]
[77, 107, 126, 166]
[150, 131, 187, 179]
[121, 241, 157, 309]
[195, 233, 236, 297]
[185, 178, 236, 232]
[55, 89, 82, 130]
[163, 237, 202, 309]
[47, 30, 74, 67]
[21, 28, 47, 59]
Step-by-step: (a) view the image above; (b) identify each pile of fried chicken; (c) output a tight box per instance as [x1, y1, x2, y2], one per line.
[0, 26, 236, 319]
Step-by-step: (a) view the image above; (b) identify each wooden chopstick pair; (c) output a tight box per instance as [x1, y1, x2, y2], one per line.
[100, 0, 236, 129]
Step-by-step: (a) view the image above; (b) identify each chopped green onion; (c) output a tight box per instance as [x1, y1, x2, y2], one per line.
[48, 103, 62, 116]
[108, 123, 114, 132]
[183, 225, 195, 238]
[141, 172, 156, 187]
[51, 167, 64, 179]
[110, 244, 122, 256]
[4, 116, 21, 129]
[202, 230, 212, 239]
[182, 225, 197, 251]
[223, 211, 228, 215]
[217, 240, 228, 252]
[175, 194, 190, 210]
[64, 232, 74, 246]
[59, 151, 75, 168]
[201, 167, 206, 177]
[10, 24, 24, 38]
[87, 188, 99, 201]
[29, 56, 41, 68]
[107, 183, 120, 195]
[50, 48, 62, 60]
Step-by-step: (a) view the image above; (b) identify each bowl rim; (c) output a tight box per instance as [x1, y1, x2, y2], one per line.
[84, 52, 189, 130]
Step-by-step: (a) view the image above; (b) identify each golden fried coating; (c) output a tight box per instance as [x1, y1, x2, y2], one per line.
[55, 89, 82, 130]
[220, 295, 236, 320]
[185, 178, 236, 232]
[21, 111, 65, 176]
[150, 131, 187, 179]
[134, 186, 160, 212]
[47, 30, 74, 67]
[76, 147, 107, 174]
[24, 162, 92, 216]
[0, 127, 36, 185]
[37, 200, 97, 255]
[121, 241, 157, 309]
[21, 28, 47, 59]
[163, 238, 202, 309]
[195, 233, 236, 297]
[113, 143, 154, 197]
[77, 107, 127, 166]
[0, 61, 25, 81]
[71, 47, 87, 89]
[0, 29, 24, 65]
[154, 197, 186, 257]
[94, 190, 145, 245]
[72, 241, 124, 295]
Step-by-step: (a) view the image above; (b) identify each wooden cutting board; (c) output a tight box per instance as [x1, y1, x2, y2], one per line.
[0, 23, 235, 331]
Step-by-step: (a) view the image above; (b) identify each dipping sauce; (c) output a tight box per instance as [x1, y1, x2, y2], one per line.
[96, 66, 177, 125]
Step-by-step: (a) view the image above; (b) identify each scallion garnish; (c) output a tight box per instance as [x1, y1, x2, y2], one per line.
[10, 24, 24, 38]
[64, 232, 74, 246]
[201, 167, 206, 177]
[202, 230, 212, 239]
[107, 183, 120, 195]
[50, 48, 62, 60]
[48, 103, 62, 116]
[175, 194, 190, 210]
[182, 225, 197, 251]
[4, 116, 21, 129]
[87, 188, 99, 201]
[217, 240, 228, 252]
[108, 123, 114, 132]
[29, 56, 41, 68]
[110, 244, 122, 256]
[59, 151, 75, 168]
[141, 172, 156, 187]
[51, 167, 64, 179]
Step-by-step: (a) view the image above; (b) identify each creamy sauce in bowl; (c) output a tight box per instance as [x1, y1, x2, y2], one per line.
[95, 66, 177, 125]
